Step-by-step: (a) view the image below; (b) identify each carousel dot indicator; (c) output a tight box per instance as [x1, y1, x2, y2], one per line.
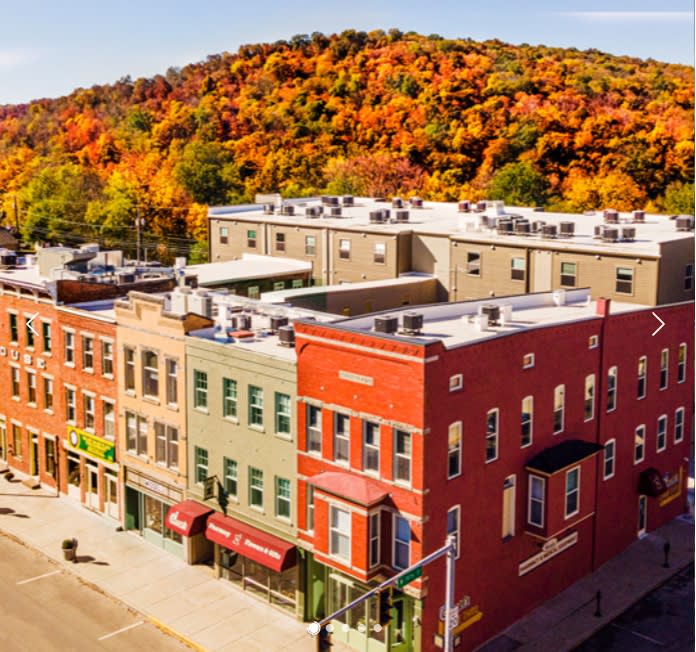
[342, 623, 350, 632]
[325, 624, 334, 633]
[307, 622, 321, 637]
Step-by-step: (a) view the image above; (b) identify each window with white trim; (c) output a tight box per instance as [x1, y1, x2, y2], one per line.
[64, 331, 75, 365]
[83, 393, 95, 431]
[195, 447, 209, 485]
[369, 512, 380, 568]
[82, 335, 94, 371]
[511, 257, 525, 281]
[523, 353, 535, 369]
[560, 262, 577, 287]
[330, 505, 351, 562]
[142, 350, 159, 398]
[42, 321, 52, 353]
[363, 421, 380, 474]
[447, 505, 461, 558]
[275, 477, 291, 520]
[222, 378, 237, 419]
[305, 235, 316, 256]
[43, 376, 53, 411]
[249, 467, 263, 508]
[219, 226, 228, 244]
[65, 386, 76, 423]
[565, 467, 580, 518]
[10, 367, 20, 399]
[466, 251, 481, 275]
[502, 476, 516, 539]
[393, 515, 410, 569]
[8, 313, 18, 343]
[659, 349, 669, 390]
[615, 267, 634, 294]
[333, 413, 350, 464]
[193, 370, 208, 409]
[678, 343, 687, 383]
[306, 405, 322, 454]
[393, 430, 411, 484]
[637, 356, 647, 399]
[248, 385, 263, 427]
[101, 340, 113, 377]
[486, 408, 499, 462]
[155, 422, 178, 469]
[528, 476, 545, 527]
[553, 384, 565, 434]
[584, 374, 595, 421]
[339, 239, 351, 260]
[448, 421, 462, 478]
[521, 396, 533, 447]
[124, 346, 135, 392]
[634, 425, 645, 464]
[374, 242, 386, 264]
[125, 411, 147, 455]
[25, 316, 34, 349]
[166, 359, 178, 406]
[26, 370, 36, 405]
[675, 407, 684, 443]
[603, 439, 616, 479]
[607, 366, 618, 412]
[223, 458, 237, 498]
[588, 335, 599, 349]
[275, 232, 286, 252]
[656, 415, 667, 452]
[449, 374, 463, 392]
[103, 400, 115, 440]
[685, 263, 694, 290]
[275, 392, 291, 436]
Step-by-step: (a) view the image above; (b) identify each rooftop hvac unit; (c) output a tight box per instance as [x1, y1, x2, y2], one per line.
[369, 210, 384, 223]
[632, 210, 645, 223]
[486, 216, 498, 229]
[621, 227, 636, 242]
[392, 197, 404, 208]
[395, 210, 410, 223]
[497, 219, 513, 235]
[342, 195, 354, 207]
[278, 325, 295, 347]
[480, 304, 500, 325]
[593, 225, 604, 239]
[170, 288, 190, 314]
[604, 209, 619, 224]
[458, 200, 471, 212]
[541, 224, 558, 239]
[602, 227, 619, 243]
[263, 204, 275, 215]
[270, 316, 289, 332]
[117, 272, 136, 283]
[552, 289, 567, 306]
[322, 196, 339, 206]
[373, 196, 387, 203]
[559, 222, 575, 237]
[401, 312, 423, 334]
[0, 251, 17, 267]
[281, 204, 295, 216]
[236, 314, 252, 330]
[515, 221, 531, 235]
[305, 207, 320, 218]
[189, 292, 213, 318]
[531, 220, 545, 233]
[676, 215, 694, 231]
[409, 197, 423, 208]
[374, 315, 398, 334]
[330, 207, 342, 217]
[475, 200, 487, 212]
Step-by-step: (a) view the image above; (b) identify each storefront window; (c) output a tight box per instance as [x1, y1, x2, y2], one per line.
[144, 494, 163, 535]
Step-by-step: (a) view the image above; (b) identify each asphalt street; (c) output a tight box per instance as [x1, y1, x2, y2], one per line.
[0, 532, 189, 651]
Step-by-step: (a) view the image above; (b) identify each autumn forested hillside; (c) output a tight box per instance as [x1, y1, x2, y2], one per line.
[0, 29, 693, 259]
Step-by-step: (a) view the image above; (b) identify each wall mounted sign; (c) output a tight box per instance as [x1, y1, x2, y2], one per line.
[66, 426, 115, 463]
[519, 531, 578, 576]
[339, 370, 374, 386]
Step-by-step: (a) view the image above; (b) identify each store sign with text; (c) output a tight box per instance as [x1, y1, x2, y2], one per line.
[519, 532, 578, 576]
[66, 426, 115, 463]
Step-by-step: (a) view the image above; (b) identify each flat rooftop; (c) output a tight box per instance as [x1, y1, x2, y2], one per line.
[209, 198, 693, 256]
[185, 253, 311, 287]
[308, 289, 647, 350]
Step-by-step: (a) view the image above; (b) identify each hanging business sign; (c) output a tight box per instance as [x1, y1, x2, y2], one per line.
[66, 426, 115, 463]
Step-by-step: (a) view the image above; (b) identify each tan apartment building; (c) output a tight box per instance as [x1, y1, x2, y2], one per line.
[115, 290, 212, 560]
[208, 199, 694, 306]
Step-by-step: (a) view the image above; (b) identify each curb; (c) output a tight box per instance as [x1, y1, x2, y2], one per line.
[148, 616, 210, 652]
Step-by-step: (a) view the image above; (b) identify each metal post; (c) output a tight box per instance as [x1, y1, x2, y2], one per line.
[444, 533, 456, 652]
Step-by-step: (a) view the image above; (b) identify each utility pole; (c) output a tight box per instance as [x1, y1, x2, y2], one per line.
[444, 533, 456, 652]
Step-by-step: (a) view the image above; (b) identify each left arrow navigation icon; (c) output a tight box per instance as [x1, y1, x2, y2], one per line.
[26, 313, 39, 336]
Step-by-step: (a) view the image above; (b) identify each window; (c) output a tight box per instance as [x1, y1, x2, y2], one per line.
[553, 385, 565, 434]
[466, 251, 481, 275]
[486, 409, 499, 462]
[275, 392, 291, 436]
[125, 412, 147, 455]
[685, 263, 694, 290]
[124, 347, 135, 392]
[339, 239, 351, 259]
[12, 424, 22, 458]
[511, 257, 525, 281]
[607, 366, 618, 412]
[195, 447, 208, 484]
[292, 279, 303, 289]
[45, 438, 56, 477]
[43, 377, 53, 411]
[194, 370, 208, 409]
[249, 466, 263, 508]
[275, 232, 286, 252]
[634, 425, 645, 464]
[604, 439, 616, 480]
[447, 505, 461, 557]
[142, 350, 159, 398]
[42, 322, 52, 353]
[9, 313, 18, 343]
[223, 458, 237, 498]
[82, 336, 94, 371]
[528, 476, 545, 527]
[222, 378, 237, 419]
[449, 374, 463, 392]
[657, 415, 667, 452]
[155, 423, 179, 468]
[307, 405, 322, 454]
[637, 356, 647, 399]
[502, 476, 516, 539]
[166, 359, 178, 406]
[565, 468, 580, 518]
[560, 262, 577, 287]
[374, 242, 386, 264]
[394, 430, 412, 484]
[26, 371, 36, 405]
[25, 316, 35, 348]
[330, 506, 351, 562]
[521, 396, 533, 447]
[10, 367, 20, 399]
[393, 516, 410, 569]
[103, 401, 115, 439]
[615, 267, 634, 294]
[273, 281, 284, 291]
[248, 385, 264, 427]
[523, 353, 535, 369]
[659, 349, 668, 390]
[247, 229, 257, 248]
[101, 341, 113, 377]
[219, 226, 228, 244]
[369, 513, 380, 567]
[678, 344, 687, 383]
[305, 235, 316, 256]
[448, 421, 462, 479]
[247, 285, 260, 299]
[275, 477, 291, 519]
[588, 335, 599, 349]
[64, 331, 75, 365]
[83, 394, 95, 431]
[333, 413, 350, 464]
[363, 421, 380, 474]
[584, 374, 595, 421]
[65, 387, 76, 423]
[675, 407, 684, 443]
[306, 484, 315, 532]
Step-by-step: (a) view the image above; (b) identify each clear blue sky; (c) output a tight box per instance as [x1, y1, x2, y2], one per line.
[1, 0, 693, 105]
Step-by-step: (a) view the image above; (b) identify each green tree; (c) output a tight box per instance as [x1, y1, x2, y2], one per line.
[174, 142, 242, 205]
[488, 162, 550, 207]
[84, 171, 139, 248]
[187, 239, 209, 264]
[661, 182, 694, 215]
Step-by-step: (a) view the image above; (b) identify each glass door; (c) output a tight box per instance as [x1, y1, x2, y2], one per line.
[389, 595, 412, 651]
[86, 465, 99, 510]
[67, 455, 81, 500]
[638, 495, 647, 537]
[105, 471, 118, 519]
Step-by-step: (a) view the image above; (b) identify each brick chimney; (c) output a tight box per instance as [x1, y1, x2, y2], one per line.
[596, 297, 611, 317]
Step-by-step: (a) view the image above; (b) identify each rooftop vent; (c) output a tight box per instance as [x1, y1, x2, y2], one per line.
[374, 315, 398, 334]
[559, 222, 575, 237]
[632, 210, 645, 223]
[401, 312, 423, 335]
[676, 215, 694, 232]
[392, 197, 404, 209]
[395, 210, 410, 223]
[322, 196, 340, 206]
[541, 224, 558, 239]
[236, 314, 252, 330]
[475, 200, 487, 212]
[410, 197, 423, 208]
[369, 210, 384, 224]
[373, 197, 387, 203]
[342, 195, 354, 207]
[593, 225, 604, 239]
[270, 315, 289, 332]
[330, 207, 343, 217]
[0, 250, 17, 268]
[278, 325, 295, 347]
[602, 227, 619, 243]
[604, 209, 619, 224]
[263, 204, 275, 215]
[497, 219, 514, 235]
[532, 220, 545, 233]
[515, 220, 531, 235]
[281, 204, 295, 216]
[480, 304, 500, 325]
[305, 207, 320, 218]
[458, 200, 471, 213]
[621, 227, 636, 242]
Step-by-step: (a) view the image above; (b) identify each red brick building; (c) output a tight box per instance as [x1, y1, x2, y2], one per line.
[294, 290, 693, 652]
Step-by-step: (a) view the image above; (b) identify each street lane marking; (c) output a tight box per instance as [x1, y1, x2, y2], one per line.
[610, 623, 665, 646]
[16, 570, 60, 585]
[98, 621, 144, 641]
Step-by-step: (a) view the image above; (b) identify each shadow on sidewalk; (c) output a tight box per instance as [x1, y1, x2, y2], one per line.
[0, 507, 30, 518]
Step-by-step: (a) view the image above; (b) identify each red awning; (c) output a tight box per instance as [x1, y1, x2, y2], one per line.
[205, 512, 297, 572]
[165, 500, 214, 536]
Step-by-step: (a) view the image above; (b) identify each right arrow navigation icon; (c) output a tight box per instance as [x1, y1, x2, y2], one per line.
[651, 312, 665, 337]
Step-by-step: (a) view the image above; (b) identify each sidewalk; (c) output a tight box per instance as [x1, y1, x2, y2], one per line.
[479, 514, 695, 652]
[0, 475, 350, 652]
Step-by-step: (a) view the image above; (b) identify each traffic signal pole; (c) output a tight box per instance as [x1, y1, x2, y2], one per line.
[307, 534, 458, 650]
